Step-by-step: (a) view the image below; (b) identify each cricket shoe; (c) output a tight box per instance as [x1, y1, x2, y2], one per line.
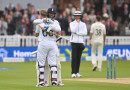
[36, 83, 45, 87]
[76, 73, 82, 77]
[51, 82, 57, 87]
[57, 83, 64, 87]
[98, 68, 101, 72]
[93, 66, 97, 71]
[72, 74, 76, 78]
[44, 84, 49, 87]
[44, 81, 49, 87]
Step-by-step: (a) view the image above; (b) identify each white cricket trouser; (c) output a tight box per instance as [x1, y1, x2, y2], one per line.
[91, 42, 103, 69]
[36, 41, 57, 85]
[37, 41, 57, 66]
[44, 59, 62, 85]
[44, 45, 62, 85]
[36, 60, 50, 85]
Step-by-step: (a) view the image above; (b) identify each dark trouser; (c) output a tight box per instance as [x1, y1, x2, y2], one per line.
[71, 43, 85, 74]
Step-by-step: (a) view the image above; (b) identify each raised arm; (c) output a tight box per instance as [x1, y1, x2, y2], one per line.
[33, 19, 43, 24]
[51, 20, 61, 32]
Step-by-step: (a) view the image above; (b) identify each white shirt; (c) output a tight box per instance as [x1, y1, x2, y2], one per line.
[70, 20, 87, 44]
[90, 22, 106, 43]
[34, 18, 61, 31]
[33, 19, 43, 24]
[33, 18, 55, 24]
[35, 20, 61, 42]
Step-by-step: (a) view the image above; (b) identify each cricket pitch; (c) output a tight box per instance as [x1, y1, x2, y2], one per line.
[64, 78, 130, 84]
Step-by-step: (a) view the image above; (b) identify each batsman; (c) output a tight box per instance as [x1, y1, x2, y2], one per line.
[34, 8, 64, 87]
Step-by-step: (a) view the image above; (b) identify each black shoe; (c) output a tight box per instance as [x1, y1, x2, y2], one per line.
[36, 83, 45, 87]
[93, 66, 97, 71]
[52, 82, 57, 86]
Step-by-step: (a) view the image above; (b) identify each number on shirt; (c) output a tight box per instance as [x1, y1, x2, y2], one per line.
[95, 29, 101, 36]
[42, 30, 48, 37]
[42, 30, 53, 37]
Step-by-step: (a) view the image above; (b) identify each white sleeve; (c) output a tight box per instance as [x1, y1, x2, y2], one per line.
[76, 23, 87, 36]
[35, 25, 40, 33]
[52, 20, 61, 32]
[70, 22, 78, 33]
[33, 19, 43, 24]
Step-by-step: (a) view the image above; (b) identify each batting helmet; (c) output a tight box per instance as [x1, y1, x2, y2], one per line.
[47, 8, 56, 14]
[47, 8, 56, 18]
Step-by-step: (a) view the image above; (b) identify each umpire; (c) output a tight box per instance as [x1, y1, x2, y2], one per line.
[70, 11, 87, 78]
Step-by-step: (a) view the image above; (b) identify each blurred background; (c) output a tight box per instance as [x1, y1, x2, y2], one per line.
[0, 1, 130, 89]
[0, 0, 130, 62]
[0, 0, 129, 36]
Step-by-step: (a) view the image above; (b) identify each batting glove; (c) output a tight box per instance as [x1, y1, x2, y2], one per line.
[44, 26, 49, 30]
[46, 18, 54, 24]
[44, 26, 52, 32]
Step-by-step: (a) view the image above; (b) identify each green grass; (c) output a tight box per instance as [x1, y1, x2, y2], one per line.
[0, 61, 130, 90]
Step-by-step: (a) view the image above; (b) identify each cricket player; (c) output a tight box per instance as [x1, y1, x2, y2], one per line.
[89, 16, 106, 72]
[34, 9, 63, 87]
[35, 11, 61, 87]
[44, 8, 64, 86]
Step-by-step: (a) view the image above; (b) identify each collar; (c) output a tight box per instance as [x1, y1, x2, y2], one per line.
[74, 20, 81, 23]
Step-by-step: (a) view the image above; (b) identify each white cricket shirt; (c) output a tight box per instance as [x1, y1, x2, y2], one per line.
[70, 20, 87, 44]
[90, 22, 106, 43]
[35, 20, 61, 42]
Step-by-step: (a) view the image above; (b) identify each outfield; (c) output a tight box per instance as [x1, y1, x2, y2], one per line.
[0, 61, 130, 90]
